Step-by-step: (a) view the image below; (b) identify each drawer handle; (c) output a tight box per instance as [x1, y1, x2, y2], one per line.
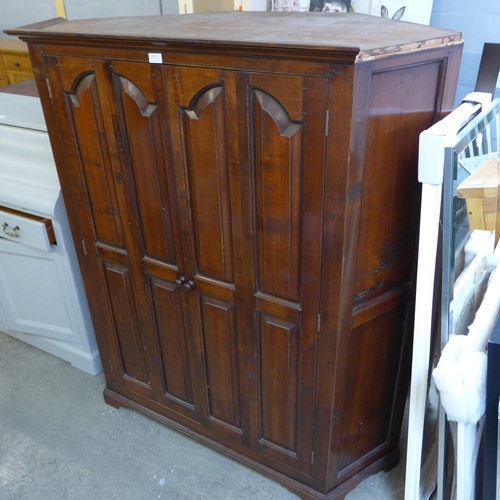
[175, 276, 195, 292]
[182, 280, 195, 292]
[3, 222, 20, 237]
[14, 62, 20, 67]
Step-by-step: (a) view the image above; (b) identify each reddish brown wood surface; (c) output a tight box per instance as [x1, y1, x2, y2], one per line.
[6, 13, 460, 61]
[8, 13, 463, 500]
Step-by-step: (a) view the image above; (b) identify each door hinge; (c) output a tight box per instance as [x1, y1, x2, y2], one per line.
[317, 314, 321, 332]
[325, 110, 329, 137]
[46, 78, 53, 100]
[108, 360, 113, 372]
[311, 451, 314, 465]
[82, 240, 87, 256]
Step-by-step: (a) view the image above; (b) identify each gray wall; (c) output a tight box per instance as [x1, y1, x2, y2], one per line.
[64, 0, 161, 19]
[0, 0, 178, 37]
[1, 0, 56, 39]
[430, 0, 500, 105]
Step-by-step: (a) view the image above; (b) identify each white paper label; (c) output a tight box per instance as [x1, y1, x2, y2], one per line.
[148, 53, 163, 64]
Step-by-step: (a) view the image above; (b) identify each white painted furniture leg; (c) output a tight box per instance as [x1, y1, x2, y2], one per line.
[405, 183, 442, 500]
[456, 422, 476, 500]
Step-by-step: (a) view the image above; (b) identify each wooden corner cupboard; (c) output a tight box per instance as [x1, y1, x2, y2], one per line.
[7, 13, 462, 499]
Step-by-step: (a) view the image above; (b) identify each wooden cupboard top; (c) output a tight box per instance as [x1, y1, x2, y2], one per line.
[6, 12, 461, 62]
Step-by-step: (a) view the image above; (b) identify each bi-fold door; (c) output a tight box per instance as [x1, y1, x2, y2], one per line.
[44, 54, 328, 475]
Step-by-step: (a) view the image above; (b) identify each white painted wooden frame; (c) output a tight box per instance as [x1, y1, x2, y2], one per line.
[404, 98, 487, 500]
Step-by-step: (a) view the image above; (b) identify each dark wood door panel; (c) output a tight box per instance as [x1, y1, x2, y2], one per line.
[107, 60, 179, 267]
[100, 259, 152, 396]
[199, 294, 242, 430]
[167, 66, 234, 283]
[258, 312, 299, 455]
[244, 73, 328, 475]
[166, 66, 251, 444]
[250, 87, 302, 302]
[248, 72, 306, 305]
[52, 56, 125, 248]
[150, 276, 194, 407]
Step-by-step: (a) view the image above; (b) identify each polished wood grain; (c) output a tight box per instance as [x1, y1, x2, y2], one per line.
[8, 13, 462, 500]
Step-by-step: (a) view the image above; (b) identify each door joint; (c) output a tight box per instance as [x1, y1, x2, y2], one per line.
[317, 314, 321, 332]
[325, 110, 329, 137]
[82, 240, 87, 256]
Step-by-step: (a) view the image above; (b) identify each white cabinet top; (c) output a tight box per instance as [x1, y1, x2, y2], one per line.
[0, 93, 60, 217]
[0, 93, 47, 132]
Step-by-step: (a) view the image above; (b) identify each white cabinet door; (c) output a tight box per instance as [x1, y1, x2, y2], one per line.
[0, 238, 83, 344]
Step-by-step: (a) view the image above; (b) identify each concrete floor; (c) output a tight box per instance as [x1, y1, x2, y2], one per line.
[0, 330, 415, 500]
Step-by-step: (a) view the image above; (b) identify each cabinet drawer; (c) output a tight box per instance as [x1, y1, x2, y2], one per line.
[3, 53, 32, 73]
[8, 72, 34, 85]
[0, 206, 56, 251]
[0, 71, 8, 87]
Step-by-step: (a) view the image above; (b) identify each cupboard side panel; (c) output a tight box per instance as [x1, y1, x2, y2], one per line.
[353, 59, 446, 306]
[337, 304, 409, 475]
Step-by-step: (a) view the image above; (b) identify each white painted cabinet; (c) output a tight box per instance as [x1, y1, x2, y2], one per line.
[0, 93, 101, 375]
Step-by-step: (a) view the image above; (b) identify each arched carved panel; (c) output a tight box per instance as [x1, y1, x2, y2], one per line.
[69, 72, 95, 107]
[251, 88, 303, 303]
[185, 86, 222, 120]
[113, 71, 177, 266]
[118, 76, 157, 117]
[65, 69, 124, 248]
[180, 84, 234, 283]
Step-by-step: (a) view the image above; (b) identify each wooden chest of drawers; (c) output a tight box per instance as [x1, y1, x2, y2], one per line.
[0, 39, 34, 87]
[8, 13, 462, 499]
